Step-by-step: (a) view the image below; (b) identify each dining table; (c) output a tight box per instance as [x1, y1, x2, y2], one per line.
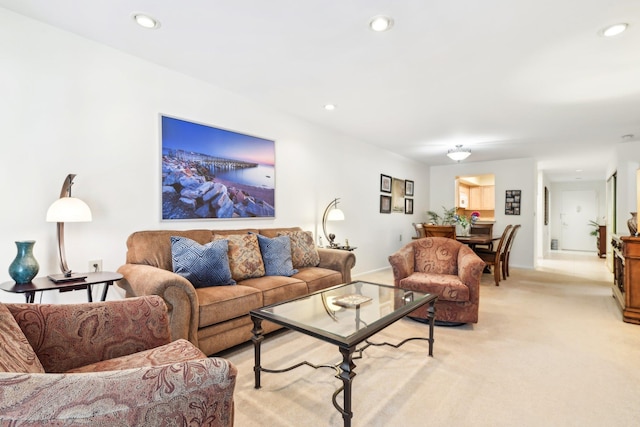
[456, 234, 500, 249]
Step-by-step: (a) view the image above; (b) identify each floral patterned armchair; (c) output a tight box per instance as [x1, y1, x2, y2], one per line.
[389, 237, 485, 324]
[0, 295, 236, 426]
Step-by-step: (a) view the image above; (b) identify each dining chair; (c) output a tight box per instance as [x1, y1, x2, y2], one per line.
[424, 224, 456, 239]
[470, 223, 494, 250]
[501, 224, 521, 279]
[474, 224, 513, 286]
[412, 222, 426, 239]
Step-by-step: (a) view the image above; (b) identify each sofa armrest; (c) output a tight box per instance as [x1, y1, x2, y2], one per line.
[117, 264, 199, 347]
[0, 357, 236, 426]
[7, 296, 170, 373]
[457, 245, 486, 303]
[317, 248, 356, 282]
[388, 244, 415, 286]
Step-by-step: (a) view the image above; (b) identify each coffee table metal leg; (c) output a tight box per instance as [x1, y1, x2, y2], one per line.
[336, 346, 356, 427]
[426, 298, 436, 356]
[251, 316, 264, 389]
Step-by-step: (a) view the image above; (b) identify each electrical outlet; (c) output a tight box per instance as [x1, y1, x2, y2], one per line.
[89, 259, 102, 272]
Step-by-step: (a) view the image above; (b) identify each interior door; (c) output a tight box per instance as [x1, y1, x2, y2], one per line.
[560, 190, 597, 251]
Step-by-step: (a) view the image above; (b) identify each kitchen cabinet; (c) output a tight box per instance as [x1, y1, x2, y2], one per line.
[469, 185, 495, 210]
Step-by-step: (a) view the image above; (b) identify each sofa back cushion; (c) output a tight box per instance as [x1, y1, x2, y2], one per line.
[213, 233, 265, 281]
[0, 304, 45, 373]
[413, 237, 461, 275]
[126, 230, 215, 271]
[171, 236, 236, 287]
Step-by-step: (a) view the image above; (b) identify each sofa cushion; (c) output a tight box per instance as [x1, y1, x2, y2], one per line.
[214, 233, 266, 281]
[66, 339, 206, 373]
[293, 267, 343, 293]
[277, 230, 320, 268]
[0, 304, 45, 373]
[255, 234, 298, 277]
[196, 285, 264, 327]
[240, 275, 308, 306]
[400, 272, 470, 302]
[171, 236, 236, 288]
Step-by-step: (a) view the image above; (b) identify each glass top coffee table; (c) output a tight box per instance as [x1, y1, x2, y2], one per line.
[250, 280, 438, 427]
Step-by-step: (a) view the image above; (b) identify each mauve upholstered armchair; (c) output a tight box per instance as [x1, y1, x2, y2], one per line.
[389, 237, 486, 324]
[0, 295, 236, 426]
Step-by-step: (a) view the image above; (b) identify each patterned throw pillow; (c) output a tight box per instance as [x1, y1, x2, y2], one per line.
[171, 236, 236, 288]
[277, 230, 320, 268]
[255, 234, 299, 277]
[213, 233, 265, 281]
[0, 304, 45, 373]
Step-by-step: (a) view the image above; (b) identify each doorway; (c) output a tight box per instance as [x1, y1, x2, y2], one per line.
[560, 190, 597, 251]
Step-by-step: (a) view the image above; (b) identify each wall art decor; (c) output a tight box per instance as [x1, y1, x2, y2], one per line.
[544, 186, 549, 225]
[392, 178, 405, 212]
[161, 115, 275, 220]
[505, 189, 521, 215]
[405, 180, 414, 197]
[380, 174, 392, 193]
[405, 198, 414, 215]
[380, 195, 392, 214]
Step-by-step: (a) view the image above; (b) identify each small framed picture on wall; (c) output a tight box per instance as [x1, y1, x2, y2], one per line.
[405, 180, 414, 196]
[405, 198, 414, 214]
[380, 195, 392, 213]
[380, 174, 392, 193]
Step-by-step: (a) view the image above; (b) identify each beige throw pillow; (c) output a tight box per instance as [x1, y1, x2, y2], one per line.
[277, 230, 320, 268]
[213, 233, 265, 281]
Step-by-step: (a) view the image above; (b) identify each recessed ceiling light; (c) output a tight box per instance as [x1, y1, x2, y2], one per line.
[369, 15, 394, 32]
[133, 13, 160, 29]
[622, 134, 635, 140]
[324, 104, 336, 111]
[601, 23, 628, 37]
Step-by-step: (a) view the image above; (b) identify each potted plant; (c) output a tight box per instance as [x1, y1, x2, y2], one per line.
[426, 206, 456, 225]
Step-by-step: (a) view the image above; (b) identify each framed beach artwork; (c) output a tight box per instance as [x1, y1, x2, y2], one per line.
[161, 115, 275, 220]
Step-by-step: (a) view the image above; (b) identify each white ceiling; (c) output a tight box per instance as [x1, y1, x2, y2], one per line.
[3, 0, 639, 182]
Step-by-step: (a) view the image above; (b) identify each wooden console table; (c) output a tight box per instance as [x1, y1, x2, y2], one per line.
[611, 235, 640, 324]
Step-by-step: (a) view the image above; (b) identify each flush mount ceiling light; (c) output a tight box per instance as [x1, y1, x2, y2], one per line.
[369, 15, 394, 32]
[324, 104, 336, 111]
[447, 145, 471, 162]
[133, 13, 160, 29]
[600, 23, 628, 37]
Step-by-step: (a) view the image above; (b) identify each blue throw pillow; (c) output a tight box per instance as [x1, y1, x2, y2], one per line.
[171, 236, 236, 288]
[255, 234, 299, 277]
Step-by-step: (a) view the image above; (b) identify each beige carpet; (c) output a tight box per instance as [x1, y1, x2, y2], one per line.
[220, 253, 640, 426]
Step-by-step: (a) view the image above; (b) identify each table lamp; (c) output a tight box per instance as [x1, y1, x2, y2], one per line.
[322, 198, 345, 248]
[46, 174, 92, 282]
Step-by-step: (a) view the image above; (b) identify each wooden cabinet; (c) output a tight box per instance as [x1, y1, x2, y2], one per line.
[611, 235, 640, 324]
[469, 185, 495, 210]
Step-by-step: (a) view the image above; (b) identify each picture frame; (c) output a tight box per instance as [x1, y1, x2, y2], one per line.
[380, 195, 392, 214]
[380, 174, 392, 193]
[544, 186, 549, 225]
[161, 115, 275, 220]
[405, 198, 414, 215]
[405, 180, 414, 196]
[505, 190, 521, 215]
[391, 178, 405, 212]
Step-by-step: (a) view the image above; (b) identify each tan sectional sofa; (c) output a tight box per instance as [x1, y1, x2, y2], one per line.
[117, 227, 356, 355]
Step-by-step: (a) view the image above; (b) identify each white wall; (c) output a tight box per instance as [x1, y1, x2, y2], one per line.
[429, 158, 537, 269]
[548, 180, 606, 251]
[0, 9, 428, 303]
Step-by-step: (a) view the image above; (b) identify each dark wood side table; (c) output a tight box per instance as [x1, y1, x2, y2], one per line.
[0, 271, 123, 303]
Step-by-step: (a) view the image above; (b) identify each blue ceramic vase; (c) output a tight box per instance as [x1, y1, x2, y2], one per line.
[8, 240, 40, 284]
